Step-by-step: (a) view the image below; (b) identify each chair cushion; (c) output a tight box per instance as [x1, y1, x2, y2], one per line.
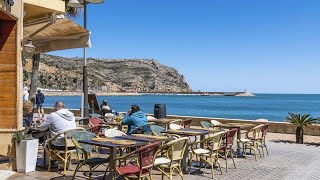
[116, 164, 149, 177]
[80, 157, 109, 166]
[154, 157, 171, 165]
[239, 138, 252, 143]
[192, 148, 210, 154]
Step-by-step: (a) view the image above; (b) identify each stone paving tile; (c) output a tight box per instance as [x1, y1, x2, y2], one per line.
[8, 140, 320, 180]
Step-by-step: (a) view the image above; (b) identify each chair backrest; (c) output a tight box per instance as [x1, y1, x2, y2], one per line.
[183, 119, 192, 128]
[89, 117, 103, 133]
[252, 124, 264, 139]
[137, 142, 160, 172]
[166, 137, 189, 161]
[204, 131, 225, 151]
[72, 130, 97, 161]
[169, 123, 182, 130]
[104, 129, 126, 137]
[210, 120, 221, 126]
[225, 129, 237, 146]
[147, 116, 157, 121]
[200, 121, 212, 128]
[150, 125, 165, 136]
[261, 124, 269, 139]
[48, 127, 85, 152]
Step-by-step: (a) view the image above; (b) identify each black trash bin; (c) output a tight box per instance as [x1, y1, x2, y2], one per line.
[154, 104, 166, 119]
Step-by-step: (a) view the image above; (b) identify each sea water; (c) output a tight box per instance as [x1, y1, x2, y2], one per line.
[43, 94, 320, 122]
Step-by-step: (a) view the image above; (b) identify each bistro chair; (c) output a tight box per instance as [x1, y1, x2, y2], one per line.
[200, 121, 212, 128]
[71, 130, 109, 180]
[210, 120, 222, 126]
[113, 142, 160, 180]
[150, 125, 166, 136]
[219, 129, 237, 172]
[154, 137, 189, 180]
[258, 124, 270, 156]
[188, 131, 225, 179]
[238, 124, 264, 160]
[46, 127, 84, 175]
[88, 117, 109, 136]
[104, 129, 127, 137]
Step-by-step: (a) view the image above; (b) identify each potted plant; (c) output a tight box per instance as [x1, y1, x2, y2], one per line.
[13, 129, 39, 173]
[286, 113, 317, 144]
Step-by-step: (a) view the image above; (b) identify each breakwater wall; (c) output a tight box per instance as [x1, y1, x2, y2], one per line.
[40, 107, 320, 136]
[44, 91, 139, 96]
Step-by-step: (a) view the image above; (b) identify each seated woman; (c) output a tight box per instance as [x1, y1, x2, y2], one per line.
[23, 100, 34, 127]
[121, 105, 148, 135]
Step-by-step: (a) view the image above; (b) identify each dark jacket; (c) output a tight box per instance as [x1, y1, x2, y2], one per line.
[23, 114, 33, 127]
[36, 93, 45, 105]
[121, 110, 148, 135]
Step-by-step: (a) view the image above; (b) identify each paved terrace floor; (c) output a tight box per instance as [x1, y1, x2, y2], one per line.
[8, 133, 320, 180]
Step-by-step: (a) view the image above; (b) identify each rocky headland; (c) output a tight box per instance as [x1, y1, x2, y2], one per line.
[23, 54, 191, 92]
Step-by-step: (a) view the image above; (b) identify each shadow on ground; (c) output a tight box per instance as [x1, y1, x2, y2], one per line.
[270, 140, 320, 147]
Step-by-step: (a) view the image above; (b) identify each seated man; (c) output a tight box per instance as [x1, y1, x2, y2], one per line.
[121, 105, 148, 135]
[39, 101, 76, 150]
[100, 99, 112, 116]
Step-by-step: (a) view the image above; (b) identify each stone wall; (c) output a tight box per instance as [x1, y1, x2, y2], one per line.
[40, 107, 320, 136]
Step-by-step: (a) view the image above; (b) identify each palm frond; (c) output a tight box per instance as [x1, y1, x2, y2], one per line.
[286, 112, 317, 127]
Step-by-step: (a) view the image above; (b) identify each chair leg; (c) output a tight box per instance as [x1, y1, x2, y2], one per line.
[216, 156, 222, 175]
[88, 166, 92, 180]
[48, 157, 52, 172]
[210, 156, 215, 179]
[230, 150, 236, 169]
[178, 166, 184, 180]
[264, 140, 269, 156]
[72, 163, 81, 180]
[225, 150, 228, 172]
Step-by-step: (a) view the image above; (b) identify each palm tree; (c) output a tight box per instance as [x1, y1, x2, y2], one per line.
[29, 1, 81, 101]
[286, 113, 317, 144]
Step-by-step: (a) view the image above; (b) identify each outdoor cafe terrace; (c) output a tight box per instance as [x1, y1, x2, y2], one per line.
[4, 115, 320, 180]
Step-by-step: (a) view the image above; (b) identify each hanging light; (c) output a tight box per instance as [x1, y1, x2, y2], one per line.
[68, 0, 84, 8]
[24, 39, 35, 53]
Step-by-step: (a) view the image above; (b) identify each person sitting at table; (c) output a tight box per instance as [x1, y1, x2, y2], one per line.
[100, 99, 112, 116]
[121, 105, 148, 135]
[38, 101, 76, 150]
[23, 100, 34, 127]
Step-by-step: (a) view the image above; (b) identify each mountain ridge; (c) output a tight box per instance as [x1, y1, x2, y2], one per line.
[23, 54, 191, 92]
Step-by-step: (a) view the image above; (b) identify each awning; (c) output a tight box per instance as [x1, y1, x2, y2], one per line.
[23, 17, 91, 54]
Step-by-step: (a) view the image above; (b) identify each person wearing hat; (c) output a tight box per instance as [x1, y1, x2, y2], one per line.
[100, 99, 112, 116]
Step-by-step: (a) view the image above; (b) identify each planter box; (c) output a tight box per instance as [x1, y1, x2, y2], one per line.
[15, 139, 39, 173]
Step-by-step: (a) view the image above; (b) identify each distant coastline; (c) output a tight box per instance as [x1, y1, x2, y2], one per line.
[42, 90, 255, 97]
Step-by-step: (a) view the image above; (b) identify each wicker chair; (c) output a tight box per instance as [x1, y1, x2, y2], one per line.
[258, 124, 269, 156]
[200, 121, 212, 128]
[189, 131, 225, 178]
[104, 129, 127, 137]
[238, 124, 264, 160]
[113, 142, 160, 180]
[219, 129, 237, 172]
[46, 127, 84, 175]
[88, 117, 109, 136]
[154, 137, 189, 180]
[150, 125, 166, 136]
[72, 130, 109, 180]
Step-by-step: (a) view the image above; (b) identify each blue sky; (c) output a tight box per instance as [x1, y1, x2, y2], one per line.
[50, 0, 320, 93]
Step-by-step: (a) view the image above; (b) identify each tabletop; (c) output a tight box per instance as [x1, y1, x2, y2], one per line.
[165, 128, 221, 136]
[78, 136, 148, 148]
[148, 118, 181, 124]
[120, 135, 174, 142]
